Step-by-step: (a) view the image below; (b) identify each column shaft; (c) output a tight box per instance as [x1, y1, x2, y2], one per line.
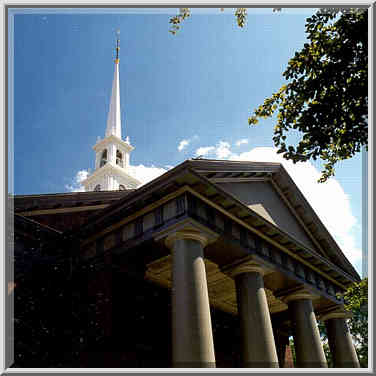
[171, 238, 215, 367]
[289, 299, 327, 367]
[325, 318, 360, 367]
[235, 272, 279, 367]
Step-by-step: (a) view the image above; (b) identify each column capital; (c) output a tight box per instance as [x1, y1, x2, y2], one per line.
[319, 307, 353, 322]
[156, 219, 219, 250]
[222, 258, 272, 278]
[279, 287, 319, 304]
[165, 229, 211, 249]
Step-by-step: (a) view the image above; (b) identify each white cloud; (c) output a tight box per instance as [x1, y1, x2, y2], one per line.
[235, 138, 249, 147]
[195, 146, 215, 156]
[128, 164, 168, 185]
[177, 135, 199, 152]
[76, 170, 89, 183]
[195, 140, 232, 159]
[65, 169, 89, 192]
[215, 141, 232, 158]
[178, 139, 190, 152]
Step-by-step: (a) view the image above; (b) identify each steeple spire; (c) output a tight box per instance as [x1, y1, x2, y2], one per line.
[81, 30, 142, 192]
[106, 30, 122, 139]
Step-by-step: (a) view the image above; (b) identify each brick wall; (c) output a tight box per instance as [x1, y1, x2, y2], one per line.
[284, 345, 294, 367]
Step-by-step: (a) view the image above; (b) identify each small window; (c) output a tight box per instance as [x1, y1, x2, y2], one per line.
[119, 184, 126, 191]
[100, 149, 107, 167]
[116, 149, 123, 168]
[94, 184, 101, 192]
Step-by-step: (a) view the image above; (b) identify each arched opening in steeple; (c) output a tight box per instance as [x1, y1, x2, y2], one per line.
[94, 184, 101, 192]
[100, 149, 108, 167]
[116, 149, 123, 168]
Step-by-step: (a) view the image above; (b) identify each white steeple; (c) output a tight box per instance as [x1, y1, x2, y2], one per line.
[81, 30, 142, 192]
[105, 36, 122, 139]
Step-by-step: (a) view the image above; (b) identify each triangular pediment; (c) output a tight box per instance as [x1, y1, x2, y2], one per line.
[215, 180, 318, 254]
[186, 159, 359, 280]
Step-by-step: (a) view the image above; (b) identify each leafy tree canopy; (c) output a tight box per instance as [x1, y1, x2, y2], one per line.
[169, 8, 280, 34]
[170, 8, 368, 182]
[249, 8, 368, 182]
[343, 277, 368, 367]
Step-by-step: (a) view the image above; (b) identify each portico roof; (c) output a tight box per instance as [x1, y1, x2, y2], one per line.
[74, 159, 360, 285]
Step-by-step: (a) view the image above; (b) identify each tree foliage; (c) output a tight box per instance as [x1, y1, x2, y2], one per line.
[169, 8, 245, 34]
[169, 8, 368, 182]
[169, 7, 282, 34]
[343, 277, 368, 367]
[248, 8, 368, 182]
[169, 8, 191, 35]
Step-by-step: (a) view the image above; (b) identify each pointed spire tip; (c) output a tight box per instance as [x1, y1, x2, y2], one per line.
[115, 29, 120, 64]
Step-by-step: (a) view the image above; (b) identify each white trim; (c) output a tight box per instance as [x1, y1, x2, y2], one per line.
[93, 134, 134, 153]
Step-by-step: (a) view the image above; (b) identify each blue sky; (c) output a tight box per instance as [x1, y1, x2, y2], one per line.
[9, 8, 365, 275]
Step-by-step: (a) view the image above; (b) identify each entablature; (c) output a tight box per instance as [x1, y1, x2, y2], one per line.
[77, 185, 354, 312]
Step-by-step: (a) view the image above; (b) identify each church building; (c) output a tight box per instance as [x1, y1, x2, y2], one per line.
[12, 34, 361, 368]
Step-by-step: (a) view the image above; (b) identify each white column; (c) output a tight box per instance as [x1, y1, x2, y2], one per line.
[125, 152, 130, 169]
[109, 144, 116, 165]
[320, 308, 360, 368]
[283, 289, 328, 368]
[224, 261, 279, 367]
[95, 152, 100, 170]
[165, 226, 217, 367]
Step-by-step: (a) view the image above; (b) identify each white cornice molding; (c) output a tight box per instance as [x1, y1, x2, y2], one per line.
[81, 163, 141, 187]
[93, 135, 134, 153]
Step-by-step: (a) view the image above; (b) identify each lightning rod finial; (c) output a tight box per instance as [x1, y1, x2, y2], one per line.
[115, 29, 120, 64]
